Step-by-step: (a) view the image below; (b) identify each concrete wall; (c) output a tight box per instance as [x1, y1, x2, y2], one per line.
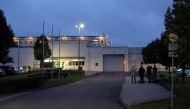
[48, 40, 90, 70]
[128, 47, 143, 71]
[88, 47, 129, 72]
[8, 47, 34, 68]
[7, 41, 144, 72]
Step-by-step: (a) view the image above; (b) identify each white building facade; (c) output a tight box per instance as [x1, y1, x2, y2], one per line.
[8, 36, 143, 72]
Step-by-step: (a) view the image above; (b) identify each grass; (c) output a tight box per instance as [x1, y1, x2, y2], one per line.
[133, 73, 190, 109]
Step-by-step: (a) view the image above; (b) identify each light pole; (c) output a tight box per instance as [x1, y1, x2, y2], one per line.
[42, 21, 45, 80]
[75, 23, 85, 70]
[17, 39, 20, 73]
[51, 26, 54, 80]
[58, 29, 61, 80]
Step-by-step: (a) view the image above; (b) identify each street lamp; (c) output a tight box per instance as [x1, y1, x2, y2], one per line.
[51, 26, 54, 80]
[58, 29, 61, 80]
[75, 23, 85, 70]
[17, 39, 20, 73]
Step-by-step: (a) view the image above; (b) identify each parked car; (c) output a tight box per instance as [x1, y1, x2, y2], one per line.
[0, 68, 6, 77]
[15, 66, 24, 73]
[176, 68, 182, 76]
[0, 66, 17, 76]
[15, 66, 31, 73]
[185, 69, 190, 77]
[176, 68, 190, 77]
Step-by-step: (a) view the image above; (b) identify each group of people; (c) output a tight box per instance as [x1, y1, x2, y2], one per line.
[130, 65, 158, 84]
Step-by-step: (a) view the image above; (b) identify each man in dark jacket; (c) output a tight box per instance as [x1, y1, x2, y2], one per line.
[153, 65, 158, 82]
[147, 66, 152, 83]
[139, 66, 145, 84]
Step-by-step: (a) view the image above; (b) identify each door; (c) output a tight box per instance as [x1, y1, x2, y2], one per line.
[103, 54, 124, 72]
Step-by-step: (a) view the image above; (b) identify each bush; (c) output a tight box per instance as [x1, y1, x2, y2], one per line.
[27, 69, 84, 80]
[44, 70, 84, 79]
[0, 69, 84, 94]
[0, 75, 43, 93]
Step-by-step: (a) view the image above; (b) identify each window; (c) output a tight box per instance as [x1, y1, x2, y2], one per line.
[76, 61, 79, 66]
[95, 63, 98, 66]
[68, 61, 85, 66]
[81, 61, 85, 66]
[100, 40, 103, 43]
[69, 62, 72, 66]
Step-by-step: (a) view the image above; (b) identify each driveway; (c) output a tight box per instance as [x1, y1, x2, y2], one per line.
[0, 72, 126, 109]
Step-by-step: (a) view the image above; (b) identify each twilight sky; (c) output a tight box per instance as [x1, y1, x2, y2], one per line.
[0, 0, 173, 47]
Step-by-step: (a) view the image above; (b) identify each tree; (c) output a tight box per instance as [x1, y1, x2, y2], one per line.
[172, 0, 190, 69]
[142, 39, 160, 65]
[142, 8, 174, 67]
[158, 8, 174, 68]
[33, 34, 51, 67]
[0, 9, 15, 64]
[143, 0, 190, 71]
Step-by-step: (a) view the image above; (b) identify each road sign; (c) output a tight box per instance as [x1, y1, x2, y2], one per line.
[169, 33, 178, 43]
[168, 43, 178, 58]
[168, 50, 178, 58]
[169, 43, 178, 51]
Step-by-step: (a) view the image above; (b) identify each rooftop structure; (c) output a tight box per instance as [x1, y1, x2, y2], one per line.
[13, 35, 112, 47]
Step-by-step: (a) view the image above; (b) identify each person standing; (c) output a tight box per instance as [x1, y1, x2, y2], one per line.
[147, 66, 152, 83]
[153, 65, 158, 82]
[130, 66, 137, 84]
[139, 66, 145, 84]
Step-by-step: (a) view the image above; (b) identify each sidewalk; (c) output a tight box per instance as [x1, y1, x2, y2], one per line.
[120, 76, 171, 108]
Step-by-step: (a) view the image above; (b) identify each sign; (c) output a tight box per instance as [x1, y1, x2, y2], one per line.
[169, 43, 178, 51]
[168, 50, 178, 58]
[169, 33, 178, 43]
[168, 43, 178, 58]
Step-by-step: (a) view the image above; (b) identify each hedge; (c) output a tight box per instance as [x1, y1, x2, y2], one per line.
[0, 69, 84, 94]
[0, 75, 43, 93]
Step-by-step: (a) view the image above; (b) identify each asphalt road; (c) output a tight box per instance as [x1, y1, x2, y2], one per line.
[0, 72, 126, 109]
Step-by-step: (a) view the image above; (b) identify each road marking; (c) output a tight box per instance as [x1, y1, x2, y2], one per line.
[0, 92, 28, 102]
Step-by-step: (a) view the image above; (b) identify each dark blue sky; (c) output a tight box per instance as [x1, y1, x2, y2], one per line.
[0, 0, 173, 47]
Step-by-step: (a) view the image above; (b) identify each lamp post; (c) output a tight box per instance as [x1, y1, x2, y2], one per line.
[17, 39, 20, 73]
[58, 29, 61, 80]
[42, 21, 45, 80]
[51, 26, 54, 80]
[75, 23, 85, 70]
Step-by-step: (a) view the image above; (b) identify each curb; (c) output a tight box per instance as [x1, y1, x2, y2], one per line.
[0, 92, 28, 102]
